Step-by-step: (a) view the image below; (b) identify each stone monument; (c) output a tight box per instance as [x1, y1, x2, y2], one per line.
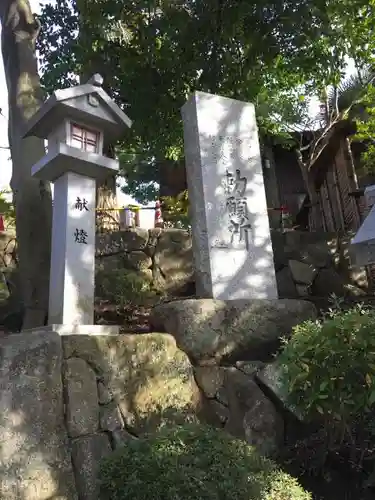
[23, 74, 132, 333]
[351, 184, 375, 266]
[181, 91, 278, 299]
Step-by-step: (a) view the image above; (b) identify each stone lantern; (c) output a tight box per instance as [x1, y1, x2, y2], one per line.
[23, 74, 132, 331]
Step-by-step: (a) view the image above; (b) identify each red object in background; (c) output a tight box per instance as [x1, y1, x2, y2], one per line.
[154, 200, 163, 227]
[0, 215, 5, 232]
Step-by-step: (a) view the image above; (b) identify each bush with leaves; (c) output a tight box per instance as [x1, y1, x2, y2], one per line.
[161, 190, 190, 229]
[278, 305, 375, 467]
[97, 268, 158, 307]
[99, 423, 311, 500]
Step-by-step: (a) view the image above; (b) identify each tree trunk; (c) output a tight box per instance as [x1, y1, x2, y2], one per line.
[0, 0, 52, 328]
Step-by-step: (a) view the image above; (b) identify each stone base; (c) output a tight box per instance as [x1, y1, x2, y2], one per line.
[24, 324, 120, 335]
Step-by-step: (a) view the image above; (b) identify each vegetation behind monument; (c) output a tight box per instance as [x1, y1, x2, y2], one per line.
[37, 0, 375, 212]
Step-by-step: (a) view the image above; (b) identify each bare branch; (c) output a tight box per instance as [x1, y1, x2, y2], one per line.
[333, 85, 339, 118]
[300, 143, 310, 152]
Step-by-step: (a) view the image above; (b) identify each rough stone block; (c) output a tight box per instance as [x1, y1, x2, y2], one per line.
[96, 254, 125, 274]
[243, 393, 284, 458]
[276, 267, 298, 298]
[312, 268, 366, 297]
[96, 228, 149, 256]
[208, 400, 230, 425]
[256, 362, 303, 421]
[296, 284, 310, 297]
[194, 367, 225, 398]
[97, 381, 113, 405]
[64, 357, 99, 437]
[150, 298, 317, 364]
[288, 259, 317, 285]
[223, 369, 283, 456]
[111, 429, 137, 449]
[63, 334, 201, 435]
[235, 361, 265, 376]
[124, 250, 152, 271]
[71, 433, 112, 500]
[304, 242, 335, 268]
[0, 331, 77, 500]
[100, 402, 123, 431]
[216, 387, 229, 407]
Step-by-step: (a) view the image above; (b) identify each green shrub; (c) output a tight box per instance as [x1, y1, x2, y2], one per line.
[99, 423, 311, 500]
[278, 305, 375, 446]
[98, 268, 158, 306]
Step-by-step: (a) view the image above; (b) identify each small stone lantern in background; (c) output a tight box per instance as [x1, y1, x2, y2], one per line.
[23, 74, 132, 331]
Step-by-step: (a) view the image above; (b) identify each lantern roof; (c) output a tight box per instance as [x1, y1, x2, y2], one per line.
[23, 74, 132, 141]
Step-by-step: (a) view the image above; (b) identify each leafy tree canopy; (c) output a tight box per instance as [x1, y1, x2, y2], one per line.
[37, 0, 374, 202]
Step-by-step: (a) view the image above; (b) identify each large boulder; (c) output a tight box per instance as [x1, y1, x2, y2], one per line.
[63, 333, 201, 435]
[288, 260, 317, 285]
[150, 298, 317, 365]
[0, 331, 77, 500]
[223, 368, 283, 457]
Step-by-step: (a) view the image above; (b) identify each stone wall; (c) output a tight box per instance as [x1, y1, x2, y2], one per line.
[272, 230, 369, 300]
[0, 298, 316, 499]
[95, 228, 194, 296]
[0, 228, 369, 305]
[96, 228, 371, 302]
[0, 228, 369, 309]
